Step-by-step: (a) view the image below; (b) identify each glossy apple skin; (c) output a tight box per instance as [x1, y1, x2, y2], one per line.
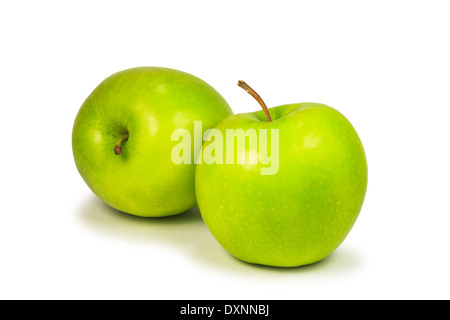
[73, 67, 232, 217]
[195, 103, 368, 267]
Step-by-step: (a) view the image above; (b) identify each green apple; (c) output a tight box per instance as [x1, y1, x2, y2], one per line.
[72, 67, 232, 217]
[195, 81, 367, 267]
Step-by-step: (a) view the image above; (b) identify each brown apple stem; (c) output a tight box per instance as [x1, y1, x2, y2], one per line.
[114, 134, 129, 155]
[237, 80, 272, 122]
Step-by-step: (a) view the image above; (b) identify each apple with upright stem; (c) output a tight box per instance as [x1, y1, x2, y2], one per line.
[72, 67, 233, 217]
[195, 81, 368, 267]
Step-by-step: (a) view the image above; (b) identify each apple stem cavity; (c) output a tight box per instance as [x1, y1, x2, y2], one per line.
[237, 80, 272, 122]
[114, 133, 129, 155]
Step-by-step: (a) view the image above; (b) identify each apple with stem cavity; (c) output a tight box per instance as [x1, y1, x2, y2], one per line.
[72, 67, 232, 217]
[195, 81, 368, 267]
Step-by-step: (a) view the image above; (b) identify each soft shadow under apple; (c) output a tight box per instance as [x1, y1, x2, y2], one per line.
[77, 195, 361, 275]
[78, 195, 209, 245]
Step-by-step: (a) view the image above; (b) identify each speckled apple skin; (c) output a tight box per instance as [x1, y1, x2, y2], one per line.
[195, 103, 368, 267]
[73, 67, 232, 217]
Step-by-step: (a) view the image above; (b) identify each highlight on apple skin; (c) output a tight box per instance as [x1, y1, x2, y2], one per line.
[195, 82, 368, 267]
[72, 67, 233, 217]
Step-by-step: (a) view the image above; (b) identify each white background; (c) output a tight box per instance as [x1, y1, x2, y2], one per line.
[1, 1, 449, 300]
